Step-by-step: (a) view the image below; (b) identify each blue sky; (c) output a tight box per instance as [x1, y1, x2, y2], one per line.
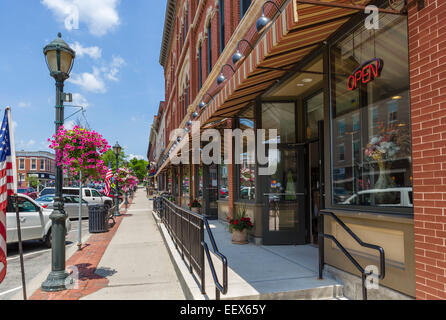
[0, 0, 166, 160]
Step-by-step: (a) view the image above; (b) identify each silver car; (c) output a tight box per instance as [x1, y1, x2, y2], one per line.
[35, 195, 89, 219]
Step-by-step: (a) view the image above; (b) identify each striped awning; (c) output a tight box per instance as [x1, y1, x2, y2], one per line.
[199, 0, 362, 124]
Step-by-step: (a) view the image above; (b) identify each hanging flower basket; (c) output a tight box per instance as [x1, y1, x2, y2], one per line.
[48, 125, 110, 181]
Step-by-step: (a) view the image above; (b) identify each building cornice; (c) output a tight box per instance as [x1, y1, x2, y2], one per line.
[159, 0, 178, 67]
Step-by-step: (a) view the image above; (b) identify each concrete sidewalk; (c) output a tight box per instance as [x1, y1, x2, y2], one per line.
[82, 189, 185, 300]
[154, 210, 344, 300]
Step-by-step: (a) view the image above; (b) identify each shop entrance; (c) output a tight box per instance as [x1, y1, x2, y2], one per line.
[260, 54, 325, 245]
[203, 164, 219, 219]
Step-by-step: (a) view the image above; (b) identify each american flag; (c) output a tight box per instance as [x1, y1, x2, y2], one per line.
[0, 108, 17, 285]
[104, 161, 113, 196]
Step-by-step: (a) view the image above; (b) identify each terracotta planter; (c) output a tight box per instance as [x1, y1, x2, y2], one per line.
[191, 207, 201, 214]
[232, 229, 248, 245]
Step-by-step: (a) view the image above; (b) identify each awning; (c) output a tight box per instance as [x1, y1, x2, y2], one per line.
[199, 0, 362, 124]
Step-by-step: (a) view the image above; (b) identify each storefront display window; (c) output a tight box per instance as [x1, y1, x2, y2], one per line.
[330, 13, 412, 209]
[182, 165, 190, 204]
[238, 106, 256, 201]
[220, 162, 229, 200]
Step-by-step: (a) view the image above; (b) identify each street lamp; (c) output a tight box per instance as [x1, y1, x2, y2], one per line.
[41, 33, 76, 292]
[113, 142, 122, 217]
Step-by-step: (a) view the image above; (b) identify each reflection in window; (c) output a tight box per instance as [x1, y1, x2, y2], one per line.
[330, 12, 412, 209]
[182, 165, 190, 202]
[220, 162, 229, 200]
[238, 106, 256, 201]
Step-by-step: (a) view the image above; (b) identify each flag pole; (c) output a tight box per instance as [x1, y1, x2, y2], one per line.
[7, 107, 26, 300]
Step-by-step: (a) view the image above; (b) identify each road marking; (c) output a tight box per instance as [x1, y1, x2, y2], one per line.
[0, 286, 22, 296]
[7, 249, 51, 261]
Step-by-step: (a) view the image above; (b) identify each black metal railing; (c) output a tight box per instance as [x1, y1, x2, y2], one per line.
[154, 196, 228, 300]
[318, 210, 385, 300]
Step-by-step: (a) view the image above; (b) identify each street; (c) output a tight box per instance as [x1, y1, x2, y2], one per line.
[0, 219, 90, 300]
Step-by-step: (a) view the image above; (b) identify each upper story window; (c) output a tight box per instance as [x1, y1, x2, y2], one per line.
[207, 23, 212, 75]
[219, 0, 225, 54]
[240, 0, 252, 20]
[19, 158, 25, 170]
[40, 159, 46, 171]
[198, 44, 203, 89]
[30, 159, 37, 171]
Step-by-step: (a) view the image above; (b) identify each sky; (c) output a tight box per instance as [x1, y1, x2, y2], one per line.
[0, 0, 167, 160]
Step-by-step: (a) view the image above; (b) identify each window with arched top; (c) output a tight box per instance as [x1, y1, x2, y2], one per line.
[219, 0, 225, 54]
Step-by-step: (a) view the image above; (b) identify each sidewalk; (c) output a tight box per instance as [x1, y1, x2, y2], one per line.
[30, 189, 184, 300]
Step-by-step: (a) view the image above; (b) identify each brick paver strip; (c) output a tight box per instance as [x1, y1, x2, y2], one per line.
[30, 197, 135, 300]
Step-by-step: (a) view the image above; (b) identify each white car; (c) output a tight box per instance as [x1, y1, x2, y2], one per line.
[342, 187, 413, 207]
[6, 194, 72, 248]
[39, 187, 114, 209]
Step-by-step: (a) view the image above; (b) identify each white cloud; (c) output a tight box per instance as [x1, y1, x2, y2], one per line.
[127, 154, 144, 161]
[68, 68, 106, 93]
[64, 120, 76, 130]
[18, 102, 31, 108]
[42, 0, 120, 37]
[70, 42, 102, 59]
[68, 55, 125, 93]
[104, 55, 125, 81]
[72, 93, 89, 108]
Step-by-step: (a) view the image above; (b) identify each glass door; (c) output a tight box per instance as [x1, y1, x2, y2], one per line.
[261, 102, 307, 245]
[261, 145, 307, 245]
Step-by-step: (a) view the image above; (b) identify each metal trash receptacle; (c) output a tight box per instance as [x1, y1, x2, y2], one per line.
[88, 204, 108, 233]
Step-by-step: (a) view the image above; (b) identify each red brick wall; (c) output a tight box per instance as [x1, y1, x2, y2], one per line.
[408, 0, 446, 300]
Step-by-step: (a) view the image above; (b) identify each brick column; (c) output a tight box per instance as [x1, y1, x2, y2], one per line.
[408, 0, 446, 300]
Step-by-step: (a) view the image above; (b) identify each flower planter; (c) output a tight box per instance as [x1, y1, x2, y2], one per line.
[232, 229, 248, 245]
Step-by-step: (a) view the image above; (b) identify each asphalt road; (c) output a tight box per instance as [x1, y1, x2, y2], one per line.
[0, 219, 90, 300]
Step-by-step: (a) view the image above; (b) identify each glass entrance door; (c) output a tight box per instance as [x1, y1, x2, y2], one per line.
[203, 164, 218, 218]
[261, 145, 307, 245]
[261, 102, 307, 245]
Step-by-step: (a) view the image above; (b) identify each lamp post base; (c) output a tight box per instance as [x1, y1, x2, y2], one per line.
[41, 270, 71, 292]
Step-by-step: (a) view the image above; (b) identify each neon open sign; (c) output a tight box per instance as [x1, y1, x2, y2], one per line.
[347, 58, 384, 91]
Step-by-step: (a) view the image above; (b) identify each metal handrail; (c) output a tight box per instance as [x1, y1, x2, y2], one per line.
[156, 196, 228, 300]
[318, 210, 385, 300]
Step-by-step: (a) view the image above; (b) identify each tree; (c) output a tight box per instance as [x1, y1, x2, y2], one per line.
[102, 149, 127, 171]
[128, 158, 149, 182]
[27, 175, 39, 189]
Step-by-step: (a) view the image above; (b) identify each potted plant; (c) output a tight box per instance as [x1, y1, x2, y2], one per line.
[228, 206, 253, 245]
[189, 199, 202, 214]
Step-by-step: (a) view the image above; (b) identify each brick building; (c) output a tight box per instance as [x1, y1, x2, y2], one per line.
[16, 151, 56, 191]
[149, 0, 446, 299]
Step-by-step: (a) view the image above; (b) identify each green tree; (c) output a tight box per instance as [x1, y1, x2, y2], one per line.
[128, 158, 149, 182]
[27, 175, 39, 189]
[102, 149, 127, 171]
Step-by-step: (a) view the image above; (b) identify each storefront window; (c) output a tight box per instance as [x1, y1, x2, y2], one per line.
[182, 165, 190, 204]
[220, 162, 229, 200]
[330, 13, 412, 209]
[238, 106, 256, 201]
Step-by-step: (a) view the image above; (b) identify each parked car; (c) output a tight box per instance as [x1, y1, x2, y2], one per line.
[35, 195, 89, 219]
[17, 187, 38, 200]
[38, 187, 114, 209]
[341, 188, 413, 207]
[6, 194, 71, 248]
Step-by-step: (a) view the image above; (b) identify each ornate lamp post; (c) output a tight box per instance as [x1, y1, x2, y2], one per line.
[113, 142, 122, 217]
[42, 33, 76, 292]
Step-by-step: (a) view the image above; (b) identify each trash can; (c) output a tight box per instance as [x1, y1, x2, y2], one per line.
[89, 204, 108, 233]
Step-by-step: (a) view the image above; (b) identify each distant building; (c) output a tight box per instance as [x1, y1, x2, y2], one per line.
[16, 151, 56, 191]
